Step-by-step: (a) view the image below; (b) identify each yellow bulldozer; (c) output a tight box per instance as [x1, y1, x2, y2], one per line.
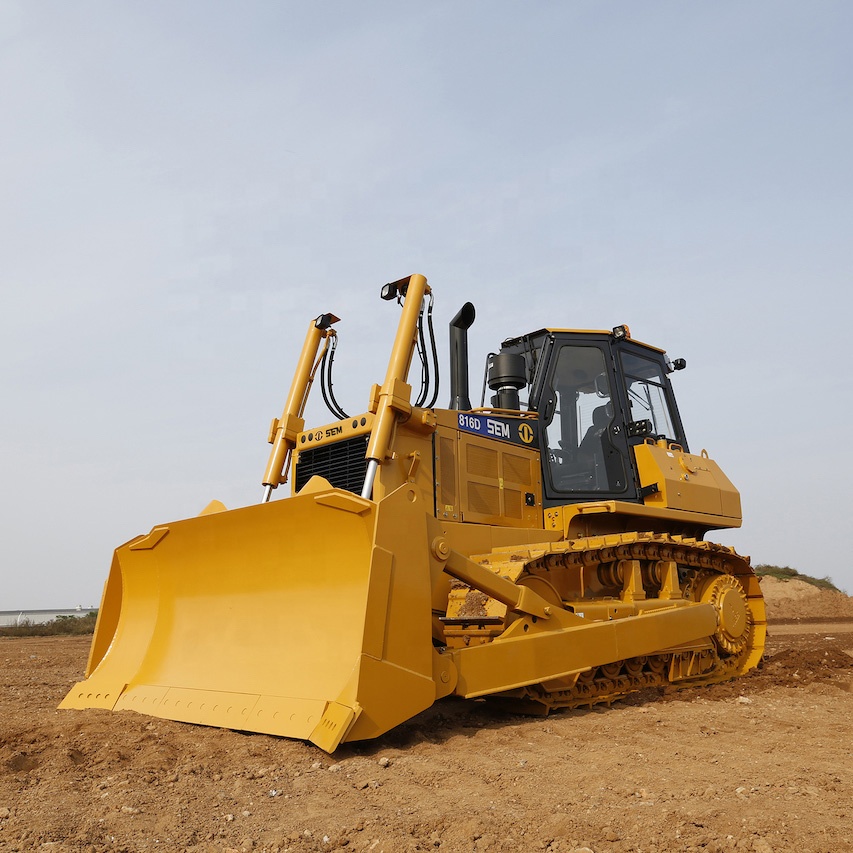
[61, 274, 765, 752]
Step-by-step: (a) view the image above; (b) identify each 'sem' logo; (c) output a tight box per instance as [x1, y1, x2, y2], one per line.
[518, 422, 534, 444]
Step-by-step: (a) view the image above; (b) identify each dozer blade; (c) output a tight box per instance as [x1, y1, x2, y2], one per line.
[61, 482, 450, 752]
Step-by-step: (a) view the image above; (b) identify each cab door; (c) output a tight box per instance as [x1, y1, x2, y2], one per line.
[538, 337, 637, 506]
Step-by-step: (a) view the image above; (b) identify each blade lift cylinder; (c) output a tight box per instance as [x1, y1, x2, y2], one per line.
[361, 274, 431, 499]
[262, 312, 339, 501]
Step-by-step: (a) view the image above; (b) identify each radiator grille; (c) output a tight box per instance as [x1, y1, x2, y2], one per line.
[294, 435, 369, 494]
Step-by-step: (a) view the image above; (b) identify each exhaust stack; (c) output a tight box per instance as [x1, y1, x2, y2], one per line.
[448, 302, 476, 410]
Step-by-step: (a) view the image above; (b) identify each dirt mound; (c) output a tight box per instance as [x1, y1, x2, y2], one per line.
[759, 575, 853, 621]
[762, 641, 853, 685]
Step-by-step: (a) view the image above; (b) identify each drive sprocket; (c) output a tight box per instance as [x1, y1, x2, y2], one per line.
[698, 572, 753, 657]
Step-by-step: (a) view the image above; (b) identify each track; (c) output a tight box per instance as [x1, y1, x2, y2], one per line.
[445, 532, 767, 713]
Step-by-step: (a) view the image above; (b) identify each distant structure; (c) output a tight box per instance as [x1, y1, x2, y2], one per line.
[0, 606, 96, 628]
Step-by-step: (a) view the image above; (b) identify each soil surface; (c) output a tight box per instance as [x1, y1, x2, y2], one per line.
[2, 581, 852, 853]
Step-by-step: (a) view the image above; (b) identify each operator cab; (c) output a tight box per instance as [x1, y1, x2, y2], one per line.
[488, 328, 687, 509]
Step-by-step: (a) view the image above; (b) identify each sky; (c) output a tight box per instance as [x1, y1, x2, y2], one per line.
[2, 1, 852, 608]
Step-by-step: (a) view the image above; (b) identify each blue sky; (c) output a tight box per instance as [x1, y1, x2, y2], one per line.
[2, 1, 852, 606]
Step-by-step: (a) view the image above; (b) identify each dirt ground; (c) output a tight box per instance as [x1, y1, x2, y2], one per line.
[2, 581, 852, 853]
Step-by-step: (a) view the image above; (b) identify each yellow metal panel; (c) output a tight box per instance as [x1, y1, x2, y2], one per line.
[450, 603, 717, 698]
[361, 546, 393, 659]
[442, 520, 562, 557]
[633, 442, 741, 524]
[549, 498, 742, 537]
[128, 527, 169, 550]
[457, 433, 542, 528]
[370, 419, 435, 504]
[313, 491, 372, 514]
[342, 655, 438, 744]
[310, 701, 359, 752]
[116, 685, 328, 741]
[84, 553, 124, 677]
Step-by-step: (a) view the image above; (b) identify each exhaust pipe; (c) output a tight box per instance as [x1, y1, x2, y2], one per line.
[448, 302, 476, 410]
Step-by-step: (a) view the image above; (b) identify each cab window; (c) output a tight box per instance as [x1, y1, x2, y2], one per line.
[544, 345, 628, 493]
[621, 352, 678, 441]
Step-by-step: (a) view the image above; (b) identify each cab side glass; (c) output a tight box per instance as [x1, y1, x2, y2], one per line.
[544, 345, 628, 493]
[621, 352, 678, 441]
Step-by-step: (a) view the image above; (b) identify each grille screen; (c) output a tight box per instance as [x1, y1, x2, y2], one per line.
[439, 435, 457, 509]
[466, 444, 499, 479]
[468, 482, 501, 516]
[294, 435, 369, 494]
[504, 488, 522, 519]
[503, 453, 532, 486]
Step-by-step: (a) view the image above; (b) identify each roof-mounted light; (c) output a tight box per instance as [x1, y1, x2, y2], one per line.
[612, 324, 631, 340]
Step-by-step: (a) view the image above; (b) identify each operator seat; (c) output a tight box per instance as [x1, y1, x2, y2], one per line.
[579, 403, 612, 456]
[577, 403, 612, 488]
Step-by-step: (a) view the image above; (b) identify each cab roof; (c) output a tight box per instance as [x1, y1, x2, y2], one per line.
[502, 327, 667, 355]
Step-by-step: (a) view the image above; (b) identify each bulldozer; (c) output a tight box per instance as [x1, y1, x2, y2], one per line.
[61, 273, 765, 752]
